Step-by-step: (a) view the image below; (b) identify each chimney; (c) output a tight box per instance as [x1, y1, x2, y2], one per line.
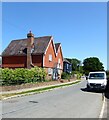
[27, 31, 34, 69]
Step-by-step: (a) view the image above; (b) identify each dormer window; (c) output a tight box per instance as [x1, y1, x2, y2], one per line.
[19, 50, 23, 53]
[31, 48, 34, 53]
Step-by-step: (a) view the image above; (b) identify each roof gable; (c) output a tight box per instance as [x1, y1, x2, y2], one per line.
[57, 45, 63, 60]
[55, 43, 61, 53]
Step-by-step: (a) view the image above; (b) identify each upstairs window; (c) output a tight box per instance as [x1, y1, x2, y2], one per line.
[67, 64, 69, 69]
[58, 58, 60, 64]
[49, 54, 52, 61]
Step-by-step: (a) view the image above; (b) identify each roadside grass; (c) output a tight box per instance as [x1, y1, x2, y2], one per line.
[1, 80, 80, 100]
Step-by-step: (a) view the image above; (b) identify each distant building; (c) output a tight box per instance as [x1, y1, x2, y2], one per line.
[63, 58, 72, 74]
[2, 31, 63, 80]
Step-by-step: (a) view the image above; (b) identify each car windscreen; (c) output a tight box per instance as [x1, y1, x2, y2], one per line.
[89, 73, 104, 79]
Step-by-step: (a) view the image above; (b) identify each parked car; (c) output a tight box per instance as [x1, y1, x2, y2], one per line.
[86, 71, 107, 90]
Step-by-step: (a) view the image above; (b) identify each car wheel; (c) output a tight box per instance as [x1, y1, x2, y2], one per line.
[87, 84, 90, 89]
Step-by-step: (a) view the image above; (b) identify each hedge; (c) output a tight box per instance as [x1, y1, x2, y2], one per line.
[61, 72, 71, 80]
[0, 67, 47, 86]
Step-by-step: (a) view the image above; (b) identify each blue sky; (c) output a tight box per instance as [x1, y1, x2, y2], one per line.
[2, 2, 107, 69]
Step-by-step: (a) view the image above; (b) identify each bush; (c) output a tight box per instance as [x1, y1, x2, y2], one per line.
[61, 72, 71, 79]
[1, 67, 47, 86]
[72, 71, 83, 80]
[1, 68, 14, 85]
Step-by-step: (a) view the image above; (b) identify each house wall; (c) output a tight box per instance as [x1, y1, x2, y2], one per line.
[56, 46, 63, 70]
[56, 46, 63, 78]
[44, 41, 63, 79]
[44, 40, 56, 68]
[2, 55, 43, 68]
[2, 56, 27, 68]
[32, 55, 43, 67]
[63, 62, 72, 73]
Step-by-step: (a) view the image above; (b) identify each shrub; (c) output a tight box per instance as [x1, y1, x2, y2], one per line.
[1, 68, 14, 85]
[12, 68, 26, 85]
[1, 67, 47, 86]
[61, 72, 71, 79]
[72, 71, 83, 80]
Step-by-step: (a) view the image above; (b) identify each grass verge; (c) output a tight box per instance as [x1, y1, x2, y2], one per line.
[1, 80, 81, 100]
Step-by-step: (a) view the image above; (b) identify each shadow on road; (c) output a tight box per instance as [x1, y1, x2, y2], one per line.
[81, 88, 104, 93]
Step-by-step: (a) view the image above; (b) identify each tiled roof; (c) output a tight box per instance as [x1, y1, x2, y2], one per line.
[2, 36, 52, 56]
[55, 43, 61, 52]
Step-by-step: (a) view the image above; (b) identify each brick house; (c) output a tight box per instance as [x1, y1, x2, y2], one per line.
[2, 31, 63, 80]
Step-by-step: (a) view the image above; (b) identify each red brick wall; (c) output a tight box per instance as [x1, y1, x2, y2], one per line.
[44, 40, 56, 68]
[32, 55, 43, 67]
[2, 55, 43, 68]
[56, 46, 63, 70]
[2, 56, 27, 68]
[44, 40, 63, 70]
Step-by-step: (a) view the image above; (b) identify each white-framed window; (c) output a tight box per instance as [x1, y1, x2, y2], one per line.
[49, 54, 52, 61]
[60, 64, 61, 69]
[31, 48, 34, 53]
[67, 64, 69, 69]
[48, 68, 53, 75]
[57, 63, 59, 68]
[58, 58, 60, 64]
[57, 63, 61, 69]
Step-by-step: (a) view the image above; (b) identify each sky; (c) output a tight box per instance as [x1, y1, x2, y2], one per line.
[2, 2, 107, 69]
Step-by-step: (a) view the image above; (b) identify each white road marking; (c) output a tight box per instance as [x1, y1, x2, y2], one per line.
[99, 95, 106, 118]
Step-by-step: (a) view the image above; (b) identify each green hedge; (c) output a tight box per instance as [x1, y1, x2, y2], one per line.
[61, 72, 71, 79]
[0, 67, 47, 86]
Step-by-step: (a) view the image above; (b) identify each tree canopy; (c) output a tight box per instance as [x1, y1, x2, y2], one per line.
[83, 57, 104, 75]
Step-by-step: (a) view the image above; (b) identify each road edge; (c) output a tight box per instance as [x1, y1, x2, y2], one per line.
[2, 80, 81, 100]
[99, 94, 106, 119]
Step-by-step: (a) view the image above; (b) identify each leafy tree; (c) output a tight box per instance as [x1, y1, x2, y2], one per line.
[83, 57, 104, 75]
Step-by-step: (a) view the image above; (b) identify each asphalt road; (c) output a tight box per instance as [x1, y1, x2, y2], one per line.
[2, 80, 103, 118]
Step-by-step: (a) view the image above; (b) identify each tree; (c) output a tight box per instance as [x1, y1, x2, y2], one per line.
[83, 57, 104, 75]
[66, 58, 81, 71]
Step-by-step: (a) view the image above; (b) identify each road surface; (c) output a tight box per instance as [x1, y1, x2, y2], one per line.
[2, 80, 103, 118]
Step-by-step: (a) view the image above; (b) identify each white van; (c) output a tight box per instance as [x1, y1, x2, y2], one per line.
[87, 71, 107, 90]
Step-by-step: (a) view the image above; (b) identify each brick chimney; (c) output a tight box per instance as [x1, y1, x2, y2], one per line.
[27, 31, 34, 69]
